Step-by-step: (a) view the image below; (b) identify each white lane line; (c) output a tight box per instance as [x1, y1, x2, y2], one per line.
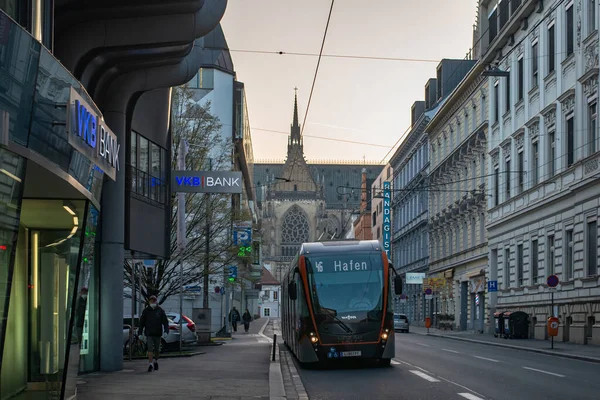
[522, 366, 566, 378]
[442, 348, 460, 354]
[392, 359, 432, 374]
[390, 360, 401, 365]
[416, 342, 431, 347]
[458, 393, 485, 400]
[409, 370, 440, 382]
[437, 376, 487, 398]
[473, 355, 499, 363]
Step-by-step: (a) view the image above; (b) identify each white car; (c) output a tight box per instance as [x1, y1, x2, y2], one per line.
[166, 312, 197, 344]
[394, 314, 410, 333]
[123, 316, 182, 353]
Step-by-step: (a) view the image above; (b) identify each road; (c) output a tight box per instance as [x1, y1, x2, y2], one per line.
[291, 331, 600, 400]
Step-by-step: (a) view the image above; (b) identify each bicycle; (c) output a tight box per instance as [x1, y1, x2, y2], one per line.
[124, 325, 147, 357]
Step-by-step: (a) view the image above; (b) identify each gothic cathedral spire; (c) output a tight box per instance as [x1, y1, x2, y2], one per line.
[290, 87, 302, 148]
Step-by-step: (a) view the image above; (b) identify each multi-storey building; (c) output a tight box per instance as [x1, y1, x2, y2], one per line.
[390, 99, 434, 321]
[427, 58, 488, 331]
[482, 0, 600, 344]
[353, 168, 375, 240]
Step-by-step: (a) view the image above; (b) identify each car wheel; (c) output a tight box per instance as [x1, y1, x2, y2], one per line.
[379, 358, 391, 367]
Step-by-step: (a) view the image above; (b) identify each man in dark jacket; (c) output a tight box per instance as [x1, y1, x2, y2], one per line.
[229, 307, 241, 332]
[139, 295, 169, 372]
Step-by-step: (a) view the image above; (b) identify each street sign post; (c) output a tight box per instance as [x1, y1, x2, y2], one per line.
[487, 280, 498, 292]
[547, 274, 560, 349]
[424, 288, 433, 300]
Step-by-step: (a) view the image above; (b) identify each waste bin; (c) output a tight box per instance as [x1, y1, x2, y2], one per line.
[493, 312, 504, 337]
[502, 311, 529, 339]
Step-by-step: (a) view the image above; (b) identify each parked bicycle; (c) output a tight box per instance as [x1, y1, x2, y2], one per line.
[123, 324, 147, 357]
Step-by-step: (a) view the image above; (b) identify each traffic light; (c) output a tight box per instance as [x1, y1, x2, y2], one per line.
[228, 266, 238, 282]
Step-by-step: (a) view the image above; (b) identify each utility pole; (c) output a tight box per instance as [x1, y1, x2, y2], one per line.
[203, 158, 212, 309]
[177, 139, 188, 352]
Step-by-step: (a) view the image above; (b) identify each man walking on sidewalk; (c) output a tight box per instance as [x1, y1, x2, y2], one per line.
[229, 306, 241, 332]
[139, 295, 169, 372]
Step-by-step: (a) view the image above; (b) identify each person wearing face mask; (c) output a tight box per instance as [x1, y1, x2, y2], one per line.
[72, 287, 88, 344]
[138, 295, 169, 372]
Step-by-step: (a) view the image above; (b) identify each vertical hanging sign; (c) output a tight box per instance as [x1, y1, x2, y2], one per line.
[382, 181, 391, 260]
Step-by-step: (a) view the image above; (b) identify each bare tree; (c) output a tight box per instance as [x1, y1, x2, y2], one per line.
[124, 84, 253, 306]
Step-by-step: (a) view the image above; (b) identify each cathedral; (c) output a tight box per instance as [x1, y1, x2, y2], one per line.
[253, 93, 384, 281]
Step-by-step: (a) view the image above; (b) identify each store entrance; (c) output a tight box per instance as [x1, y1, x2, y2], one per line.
[2, 199, 98, 400]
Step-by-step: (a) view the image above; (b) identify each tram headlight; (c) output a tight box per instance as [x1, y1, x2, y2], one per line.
[309, 332, 318, 343]
[381, 332, 389, 340]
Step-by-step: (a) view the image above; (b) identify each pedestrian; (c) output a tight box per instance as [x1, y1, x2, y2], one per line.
[242, 308, 252, 333]
[229, 306, 241, 332]
[138, 295, 169, 372]
[72, 287, 88, 344]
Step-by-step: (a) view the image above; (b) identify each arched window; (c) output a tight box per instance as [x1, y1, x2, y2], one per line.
[281, 205, 310, 244]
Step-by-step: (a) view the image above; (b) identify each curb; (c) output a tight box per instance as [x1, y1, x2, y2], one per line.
[417, 332, 600, 363]
[123, 351, 206, 360]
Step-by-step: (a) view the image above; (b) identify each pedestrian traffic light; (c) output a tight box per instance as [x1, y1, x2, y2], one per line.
[228, 266, 238, 282]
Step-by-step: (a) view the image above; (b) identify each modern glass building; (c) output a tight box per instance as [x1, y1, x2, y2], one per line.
[0, 1, 227, 399]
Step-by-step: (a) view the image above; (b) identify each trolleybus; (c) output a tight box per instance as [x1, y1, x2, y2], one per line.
[281, 240, 402, 366]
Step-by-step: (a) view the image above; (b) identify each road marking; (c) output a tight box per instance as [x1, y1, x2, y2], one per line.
[390, 360, 401, 365]
[416, 342, 430, 347]
[473, 355, 499, 363]
[522, 366, 565, 378]
[458, 393, 485, 400]
[442, 348, 460, 354]
[437, 376, 486, 398]
[393, 359, 431, 374]
[409, 370, 440, 382]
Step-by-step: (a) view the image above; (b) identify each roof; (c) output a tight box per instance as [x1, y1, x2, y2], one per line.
[300, 240, 383, 256]
[260, 267, 279, 285]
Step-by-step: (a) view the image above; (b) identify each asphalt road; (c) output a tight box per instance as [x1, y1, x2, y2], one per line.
[292, 331, 600, 400]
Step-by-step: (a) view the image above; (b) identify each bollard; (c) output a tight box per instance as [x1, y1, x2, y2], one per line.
[272, 334, 277, 361]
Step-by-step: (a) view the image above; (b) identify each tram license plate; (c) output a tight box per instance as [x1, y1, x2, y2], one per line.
[340, 351, 361, 357]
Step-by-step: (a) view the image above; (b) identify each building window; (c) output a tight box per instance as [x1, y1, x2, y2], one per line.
[517, 57, 524, 101]
[588, 220, 598, 277]
[531, 41, 539, 87]
[264, 308, 271, 317]
[517, 150, 524, 194]
[505, 69, 511, 113]
[549, 131, 556, 177]
[479, 213, 485, 244]
[129, 132, 167, 204]
[273, 291, 278, 300]
[471, 217, 476, 248]
[565, 229, 574, 281]
[531, 239, 539, 284]
[548, 24, 556, 74]
[505, 158, 511, 200]
[517, 244, 523, 286]
[531, 141, 539, 185]
[504, 247, 511, 289]
[566, 5, 574, 57]
[494, 82, 499, 123]
[589, 102, 597, 155]
[493, 164, 499, 205]
[589, 0, 597, 34]
[567, 116, 575, 167]
[547, 234, 555, 276]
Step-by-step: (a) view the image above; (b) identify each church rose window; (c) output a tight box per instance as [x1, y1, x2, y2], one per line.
[282, 205, 310, 244]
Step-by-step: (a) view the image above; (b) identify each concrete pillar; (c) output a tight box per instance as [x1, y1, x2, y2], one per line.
[99, 111, 126, 372]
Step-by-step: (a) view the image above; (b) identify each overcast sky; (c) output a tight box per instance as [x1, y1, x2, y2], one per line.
[221, 0, 477, 163]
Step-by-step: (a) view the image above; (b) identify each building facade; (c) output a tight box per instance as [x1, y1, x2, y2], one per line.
[258, 266, 280, 318]
[353, 169, 374, 240]
[482, 0, 600, 344]
[253, 93, 383, 279]
[390, 100, 434, 322]
[371, 164, 393, 245]
[0, 1, 227, 398]
[427, 58, 488, 332]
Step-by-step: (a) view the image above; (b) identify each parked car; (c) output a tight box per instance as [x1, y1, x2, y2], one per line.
[394, 314, 410, 333]
[165, 312, 197, 343]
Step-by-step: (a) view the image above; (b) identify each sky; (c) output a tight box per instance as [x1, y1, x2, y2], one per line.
[220, 0, 477, 163]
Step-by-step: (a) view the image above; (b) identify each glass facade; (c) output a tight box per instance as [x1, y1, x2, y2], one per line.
[0, 9, 105, 399]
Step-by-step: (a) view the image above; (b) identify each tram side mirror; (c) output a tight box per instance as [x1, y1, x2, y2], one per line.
[288, 282, 298, 300]
[394, 276, 403, 295]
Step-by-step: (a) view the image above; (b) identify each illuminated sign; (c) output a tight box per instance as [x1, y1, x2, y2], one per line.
[382, 181, 391, 260]
[406, 272, 426, 284]
[171, 170, 243, 193]
[67, 88, 119, 181]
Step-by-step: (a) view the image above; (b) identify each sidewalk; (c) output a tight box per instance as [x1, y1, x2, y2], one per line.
[411, 325, 600, 363]
[77, 318, 271, 400]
